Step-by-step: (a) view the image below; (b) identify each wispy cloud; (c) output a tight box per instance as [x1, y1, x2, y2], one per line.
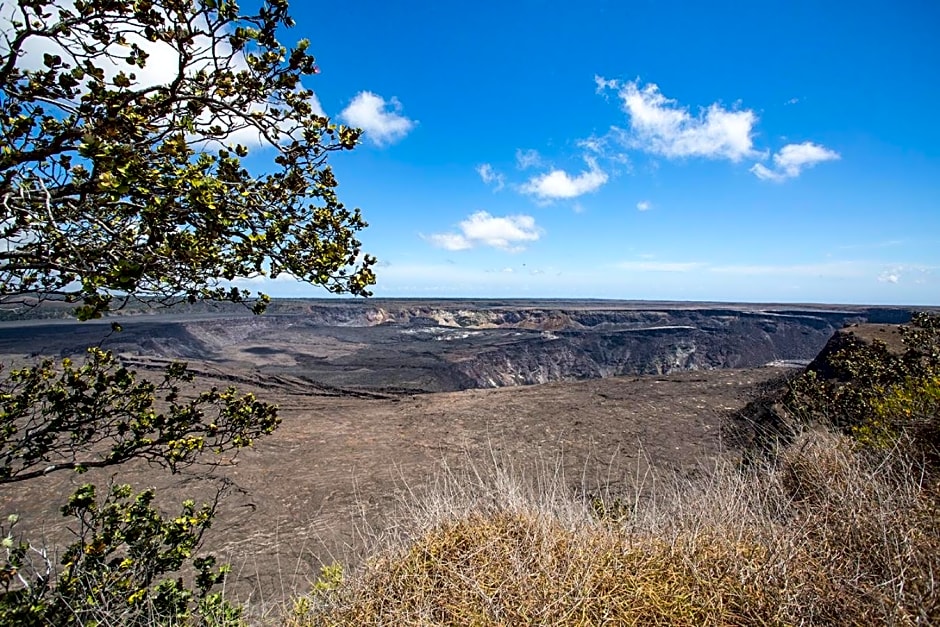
[708, 260, 867, 278]
[578, 133, 631, 168]
[476, 163, 505, 191]
[750, 142, 840, 182]
[426, 211, 542, 252]
[614, 259, 900, 280]
[636, 200, 652, 211]
[340, 91, 416, 146]
[595, 77, 760, 162]
[877, 265, 934, 285]
[616, 260, 704, 272]
[515, 149, 544, 170]
[837, 239, 905, 251]
[520, 158, 608, 200]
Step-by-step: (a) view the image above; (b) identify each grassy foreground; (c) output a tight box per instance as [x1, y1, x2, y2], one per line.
[279, 429, 939, 626]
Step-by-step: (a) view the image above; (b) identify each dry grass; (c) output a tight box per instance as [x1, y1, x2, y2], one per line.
[282, 430, 940, 626]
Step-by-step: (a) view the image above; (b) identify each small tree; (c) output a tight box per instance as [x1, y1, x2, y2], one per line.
[0, 0, 375, 622]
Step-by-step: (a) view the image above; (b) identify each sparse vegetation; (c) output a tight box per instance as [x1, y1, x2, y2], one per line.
[276, 314, 940, 626]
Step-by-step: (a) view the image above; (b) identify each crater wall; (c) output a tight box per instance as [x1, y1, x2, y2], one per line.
[0, 301, 917, 392]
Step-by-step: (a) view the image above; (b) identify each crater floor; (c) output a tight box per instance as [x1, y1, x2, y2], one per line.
[0, 364, 785, 606]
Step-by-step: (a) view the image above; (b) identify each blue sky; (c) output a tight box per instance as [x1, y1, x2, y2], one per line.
[257, 0, 939, 305]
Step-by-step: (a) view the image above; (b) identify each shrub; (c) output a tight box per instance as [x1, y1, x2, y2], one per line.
[787, 312, 940, 461]
[1, 483, 244, 626]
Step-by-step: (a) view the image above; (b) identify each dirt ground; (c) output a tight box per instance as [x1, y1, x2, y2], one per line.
[0, 363, 785, 610]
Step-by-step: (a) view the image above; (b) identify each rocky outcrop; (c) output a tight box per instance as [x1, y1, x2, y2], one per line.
[804, 323, 907, 380]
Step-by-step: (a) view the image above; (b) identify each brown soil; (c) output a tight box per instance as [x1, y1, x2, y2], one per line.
[0, 364, 785, 608]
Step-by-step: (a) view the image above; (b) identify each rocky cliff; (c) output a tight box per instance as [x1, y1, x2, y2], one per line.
[446, 310, 876, 387]
[0, 301, 918, 392]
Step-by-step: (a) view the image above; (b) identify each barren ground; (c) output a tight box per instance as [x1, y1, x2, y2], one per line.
[0, 361, 785, 608]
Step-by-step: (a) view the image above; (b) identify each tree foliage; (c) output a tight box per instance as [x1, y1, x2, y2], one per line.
[0, 0, 374, 622]
[0, 0, 375, 319]
[0, 347, 279, 484]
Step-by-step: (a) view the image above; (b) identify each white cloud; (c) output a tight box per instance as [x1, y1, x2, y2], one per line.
[785, 97, 801, 106]
[773, 142, 840, 175]
[515, 149, 544, 170]
[879, 271, 900, 284]
[636, 200, 651, 211]
[521, 158, 608, 200]
[596, 77, 760, 162]
[476, 164, 505, 191]
[426, 211, 542, 252]
[427, 233, 473, 251]
[340, 91, 415, 146]
[750, 142, 840, 182]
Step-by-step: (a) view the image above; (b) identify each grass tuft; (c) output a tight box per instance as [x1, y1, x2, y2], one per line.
[286, 431, 940, 626]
